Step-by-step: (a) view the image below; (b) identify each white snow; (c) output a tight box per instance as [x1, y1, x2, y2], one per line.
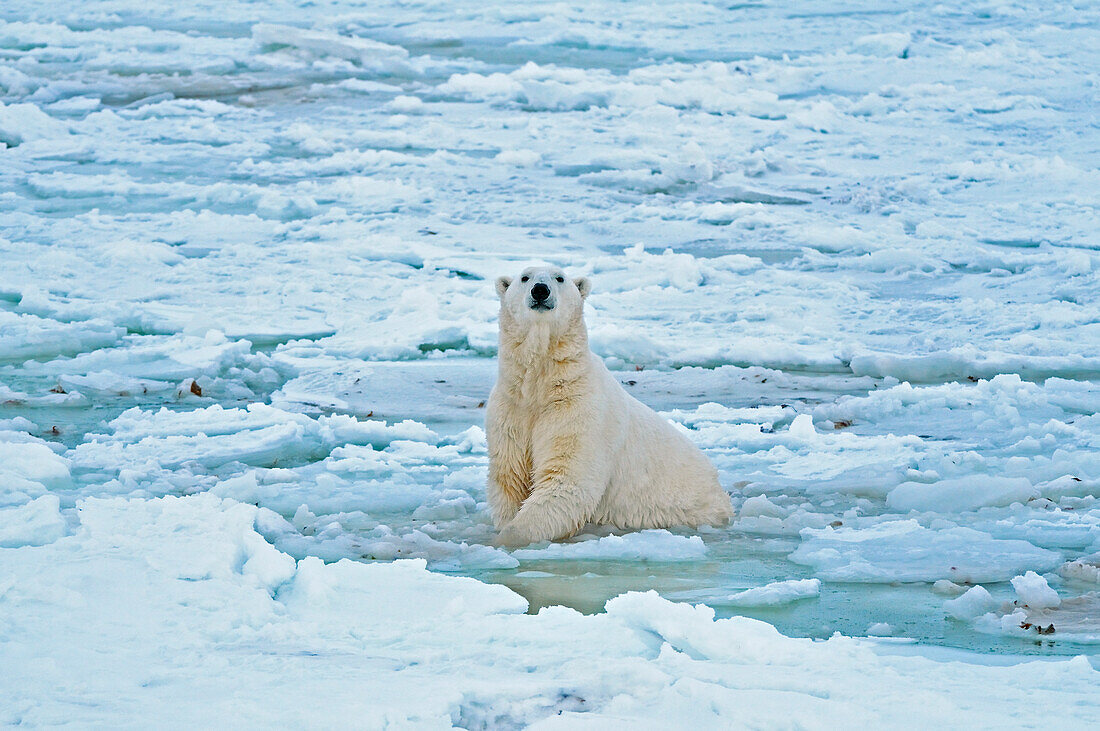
[513, 530, 707, 562]
[945, 586, 999, 620]
[932, 580, 966, 597]
[3, 494, 1099, 727]
[0, 311, 123, 361]
[1011, 571, 1062, 610]
[790, 520, 1063, 583]
[0, 495, 66, 548]
[0, 439, 72, 505]
[1061, 554, 1100, 584]
[887, 476, 1038, 513]
[0, 101, 69, 146]
[738, 494, 789, 518]
[2, 0, 1100, 723]
[723, 578, 821, 608]
[866, 623, 896, 637]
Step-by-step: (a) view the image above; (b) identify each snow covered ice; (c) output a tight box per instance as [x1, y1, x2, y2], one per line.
[2, 0, 1100, 726]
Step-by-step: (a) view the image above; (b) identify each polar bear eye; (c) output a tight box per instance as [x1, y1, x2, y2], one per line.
[520, 276, 529, 282]
[555, 276, 564, 283]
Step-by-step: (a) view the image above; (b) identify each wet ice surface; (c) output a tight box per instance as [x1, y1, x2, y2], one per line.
[3, 0, 1100, 720]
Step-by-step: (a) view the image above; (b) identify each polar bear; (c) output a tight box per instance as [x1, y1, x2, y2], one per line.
[486, 265, 732, 547]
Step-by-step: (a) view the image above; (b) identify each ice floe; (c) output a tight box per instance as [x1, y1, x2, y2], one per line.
[2, 0, 1100, 722]
[790, 520, 1063, 583]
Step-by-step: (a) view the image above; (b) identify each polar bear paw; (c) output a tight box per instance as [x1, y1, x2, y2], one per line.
[494, 522, 533, 548]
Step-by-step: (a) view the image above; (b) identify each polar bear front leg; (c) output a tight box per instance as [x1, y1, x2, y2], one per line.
[497, 426, 604, 547]
[487, 442, 530, 529]
[486, 397, 531, 528]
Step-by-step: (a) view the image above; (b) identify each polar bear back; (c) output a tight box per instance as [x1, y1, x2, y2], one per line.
[584, 353, 732, 529]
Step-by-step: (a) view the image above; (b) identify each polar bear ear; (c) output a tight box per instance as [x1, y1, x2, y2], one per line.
[495, 276, 512, 298]
[574, 277, 591, 299]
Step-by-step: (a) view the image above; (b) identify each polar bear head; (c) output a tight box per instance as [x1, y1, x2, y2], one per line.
[496, 265, 591, 333]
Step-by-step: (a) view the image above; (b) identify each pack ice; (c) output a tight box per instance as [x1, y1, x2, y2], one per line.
[2, 0, 1099, 726]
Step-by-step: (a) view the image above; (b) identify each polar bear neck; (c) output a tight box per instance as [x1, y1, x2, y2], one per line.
[497, 313, 589, 394]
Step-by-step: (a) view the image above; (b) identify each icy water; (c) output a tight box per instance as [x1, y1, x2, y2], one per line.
[3, 0, 1100, 670]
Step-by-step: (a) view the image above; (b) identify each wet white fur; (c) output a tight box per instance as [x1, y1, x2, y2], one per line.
[486, 265, 732, 546]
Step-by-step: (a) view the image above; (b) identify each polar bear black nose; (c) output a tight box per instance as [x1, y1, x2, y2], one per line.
[531, 283, 550, 301]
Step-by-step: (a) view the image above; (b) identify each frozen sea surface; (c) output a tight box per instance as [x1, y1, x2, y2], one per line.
[2, 0, 1100, 725]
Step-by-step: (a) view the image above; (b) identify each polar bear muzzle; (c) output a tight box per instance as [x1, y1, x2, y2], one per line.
[529, 282, 553, 310]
